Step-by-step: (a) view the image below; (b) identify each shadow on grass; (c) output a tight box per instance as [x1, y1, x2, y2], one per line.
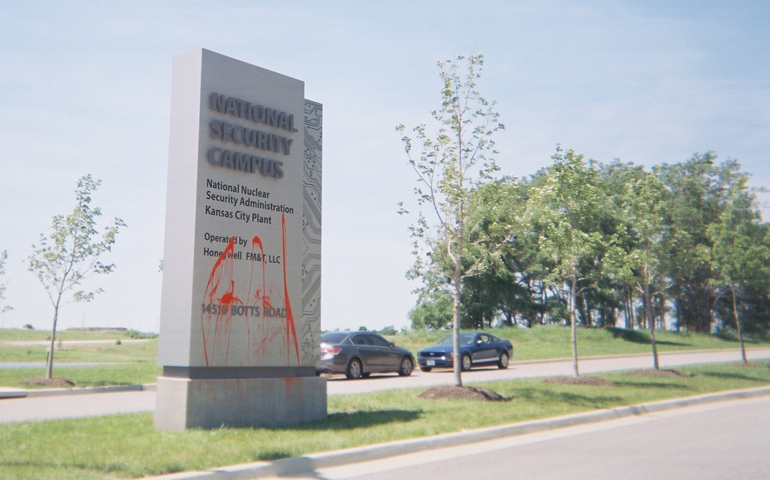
[612, 381, 691, 391]
[606, 328, 690, 347]
[700, 371, 767, 382]
[257, 450, 293, 461]
[294, 409, 422, 432]
[514, 387, 622, 409]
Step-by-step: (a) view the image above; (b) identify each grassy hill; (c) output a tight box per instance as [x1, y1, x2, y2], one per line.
[384, 325, 770, 360]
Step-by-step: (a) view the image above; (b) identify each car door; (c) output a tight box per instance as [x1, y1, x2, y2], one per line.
[472, 334, 497, 363]
[368, 333, 401, 370]
[350, 333, 377, 370]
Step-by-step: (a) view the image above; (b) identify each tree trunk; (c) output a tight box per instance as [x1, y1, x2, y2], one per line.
[46, 298, 61, 379]
[731, 287, 747, 365]
[585, 293, 593, 327]
[452, 238, 464, 387]
[625, 288, 634, 330]
[646, 283, 659, 370]
[576, 293, 587, 328]
[571, 269, 579, 378]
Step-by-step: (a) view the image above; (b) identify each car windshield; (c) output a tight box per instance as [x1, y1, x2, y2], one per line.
[437, 333, 476, 346]
[321, 332, 349, 344]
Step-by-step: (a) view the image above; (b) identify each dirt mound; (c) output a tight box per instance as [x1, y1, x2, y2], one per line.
[21, 377, 76, 388]
[418, 385, 512, 402]
[626, 369, 688, 377]
[543, 376, 616, 386]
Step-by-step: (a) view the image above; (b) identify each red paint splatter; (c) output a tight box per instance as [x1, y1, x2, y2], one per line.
[199, 215, 300, 367]
[200, 237, 242, 366]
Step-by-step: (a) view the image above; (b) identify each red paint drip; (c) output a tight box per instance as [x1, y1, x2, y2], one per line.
[200, 236, 242, 367]
[281, 214, 300, 365]
[199, 216, 300, 367]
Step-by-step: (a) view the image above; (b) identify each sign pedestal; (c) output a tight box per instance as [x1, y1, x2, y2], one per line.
[155, 376, 326, 430]
[155, 49, 324, 430]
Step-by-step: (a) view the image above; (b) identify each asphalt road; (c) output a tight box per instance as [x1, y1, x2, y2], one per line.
[1, 348, 768, 424]
[301, 393, 770, 479]
[326, 347, 770, 395]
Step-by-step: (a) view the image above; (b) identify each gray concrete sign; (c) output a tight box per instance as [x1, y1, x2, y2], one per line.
[155, 49, 324, 430]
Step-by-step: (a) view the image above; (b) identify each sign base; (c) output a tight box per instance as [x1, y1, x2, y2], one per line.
[154, 375, 327, 430]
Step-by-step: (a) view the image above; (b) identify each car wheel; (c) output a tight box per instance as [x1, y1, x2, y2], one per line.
[461, 354, 472, 371]
[498, 351, 509, 369]
[345, 358, 363, 379]
[419, 366, 432, 373]
[398, 357, 414, 376]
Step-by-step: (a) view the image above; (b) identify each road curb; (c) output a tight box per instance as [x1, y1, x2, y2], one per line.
[147, 385, 770, 479]
[0, 383, 157, 399]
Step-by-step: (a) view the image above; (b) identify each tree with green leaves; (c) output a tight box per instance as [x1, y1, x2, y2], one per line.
[397, 54, 505, 386]
[409, 287, 453, 331]
[0, 250, 12, 317]
[525, 147, 612, 377]
[609, 169, 669, 369]
[28, 175, 125, 379]
[708, 173, 770, 364]
[657, 153, 729, 333]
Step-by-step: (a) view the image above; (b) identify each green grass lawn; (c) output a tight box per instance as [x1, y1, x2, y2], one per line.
[384, 325, 770, 360]
[1, 325, 769, 389]
[0, 331, 160, 388]
[0, 328, 156, 342]
[1, 361, 769, 479]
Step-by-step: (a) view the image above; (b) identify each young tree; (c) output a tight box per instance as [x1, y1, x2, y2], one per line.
[526, 147, 612, 377]
[708, 174, 770, 364]
[609, 170, 669, 369]
[397, 54, 505, 386]
[28, 175, 125, 379]
[0, 250, 12, 316]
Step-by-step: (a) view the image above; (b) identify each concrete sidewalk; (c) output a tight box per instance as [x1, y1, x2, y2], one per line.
[147, 386, 770, 480]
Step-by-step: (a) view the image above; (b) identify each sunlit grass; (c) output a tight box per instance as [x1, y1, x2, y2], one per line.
[1, 361, 769, 479]
[384, 325, 770, 360]
[0, 328, 156, 342]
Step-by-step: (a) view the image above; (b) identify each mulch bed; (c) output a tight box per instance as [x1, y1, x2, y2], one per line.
[626, 369, 689, 377]
[21, 377, 75, 388]
[418, 385, 513, 402]
[727, 362, 763, 368]
[543, 376, 617, 386]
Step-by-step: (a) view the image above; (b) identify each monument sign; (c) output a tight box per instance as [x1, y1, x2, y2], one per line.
[155, 49, 324, 430]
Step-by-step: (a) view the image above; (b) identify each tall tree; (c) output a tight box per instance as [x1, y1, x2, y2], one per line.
[28, 175, 125, 379]
[0, 250, 12, 317]
[398, 54, 505, 386]
[708, 174, 770, 364]
[657, 154, 728, 332]
[526, 147, 611, 377]
[609, 170, 669, 369]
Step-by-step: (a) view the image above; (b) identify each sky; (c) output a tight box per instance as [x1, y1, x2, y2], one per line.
[0, 1, 768, 334]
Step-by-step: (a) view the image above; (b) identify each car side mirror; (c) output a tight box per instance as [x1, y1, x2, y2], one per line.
[389, 342, 395, 348]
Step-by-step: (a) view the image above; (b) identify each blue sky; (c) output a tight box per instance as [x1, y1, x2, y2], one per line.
[0, 1, 768, 333]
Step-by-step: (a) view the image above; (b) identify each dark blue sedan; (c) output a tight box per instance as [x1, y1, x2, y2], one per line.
[417, 332, 513, 372]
